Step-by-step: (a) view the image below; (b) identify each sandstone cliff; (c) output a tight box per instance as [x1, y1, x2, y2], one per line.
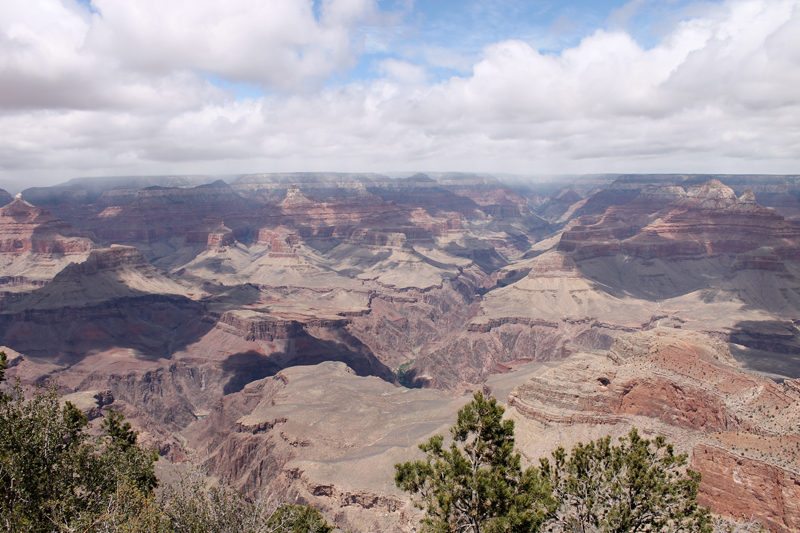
[0, 194, 96, 293]
[507, 328, 800, 533]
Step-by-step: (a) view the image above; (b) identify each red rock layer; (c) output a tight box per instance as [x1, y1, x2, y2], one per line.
[0, 196, 95, 255]
[81, 181, 256, 252]
[692, 443, 800, 533]
[509, 328, 800, 533]
[558, 181, 800, 263]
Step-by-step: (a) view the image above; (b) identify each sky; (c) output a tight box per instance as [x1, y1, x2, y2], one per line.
[1, 0, 799, 189]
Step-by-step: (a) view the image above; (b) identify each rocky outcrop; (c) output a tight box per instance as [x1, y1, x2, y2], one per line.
[217, 311, 307, 341]
[188, 328, 800, 531]
[564, 178, 800, 261]
[510, 329, 760, 432]
[559, 182, 800, 262]
[409, 251, 647, 388]
[0, 245, 206, 361]
[206, 230, 236, 250]
[0, 292, 208, 358]
[71, 181, 258, 262]
[0, 195, 96, 291]
[57, 245, 148, 276]
[508, 328, 800, 533]
[4, 245, 193, 311]
[205, 308, 394, 384]
[0, 195, 95, 254]
[692, 443, 800, 533]
[60, 389, 114, 420]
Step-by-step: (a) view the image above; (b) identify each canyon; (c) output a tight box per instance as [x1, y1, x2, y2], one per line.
[1, 172, 800, 531]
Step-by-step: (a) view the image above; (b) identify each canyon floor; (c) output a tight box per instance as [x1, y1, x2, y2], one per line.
[2, 172, 800, 531]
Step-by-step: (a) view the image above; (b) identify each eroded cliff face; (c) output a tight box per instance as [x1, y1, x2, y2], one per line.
[184, 329, 800, 532]
[692, 443, 800, 533]
[507, 329, 800, 533]
[184, 361, 465, 533]
[6, 175, 800, 392]
[408, 178, 800, 389]
[6, 175, 800, 402]
[0, 195, 96, 292]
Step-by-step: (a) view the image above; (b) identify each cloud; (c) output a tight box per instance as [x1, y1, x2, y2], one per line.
[377, 58, 427, 85]
[85, 0, 380, 90]
[0, 0, 381, 111]
[0, 0, 799, 186]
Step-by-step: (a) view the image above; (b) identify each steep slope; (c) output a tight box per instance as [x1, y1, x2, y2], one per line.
[0, 245, 203, 357]
[0, 242, 400, 457]
[80, 180, 258, 264]
[186, 328, 800, 532]
[184, 361, 477, 532]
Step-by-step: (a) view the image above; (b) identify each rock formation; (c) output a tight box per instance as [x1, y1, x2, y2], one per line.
[0, 194, 95, 293]
[407, 178, 800, 390]
[184, 361, 465, 532]
[506, 328, 800, 533]
[183, 328, 800, 532]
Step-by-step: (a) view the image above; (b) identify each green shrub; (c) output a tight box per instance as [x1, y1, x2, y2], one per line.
[0, 351, 158, 532]
[0, 351, 334, 533]
[395, 391, 554, 533]
[396, 390, 712, 533]
[542, 428, 712, 533]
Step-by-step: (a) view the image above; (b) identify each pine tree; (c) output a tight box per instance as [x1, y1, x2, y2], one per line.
[0, 351, 159, 532]
[540, 428, 712, 533]
[395, 391, 554, 533]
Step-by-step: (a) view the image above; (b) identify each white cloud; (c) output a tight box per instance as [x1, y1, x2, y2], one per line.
[0, 0, 799, 187]
[85, 0, 379, 90]
[377, 58, 427, 85]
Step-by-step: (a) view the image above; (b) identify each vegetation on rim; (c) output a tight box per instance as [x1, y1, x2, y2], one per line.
[396, 391, 717, 533]
[0, 351, 333, 533]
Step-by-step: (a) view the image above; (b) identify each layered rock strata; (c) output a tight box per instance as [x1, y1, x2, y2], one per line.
[0, 194, 96, 292]
[184, 361, 468, 533]
[507, 328, 800, 533]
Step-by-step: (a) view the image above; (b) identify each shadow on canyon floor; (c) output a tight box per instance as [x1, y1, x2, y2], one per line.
[0, 294, 213, 363]
[728, 320, 800, 379]
[220, 331, 396, 395]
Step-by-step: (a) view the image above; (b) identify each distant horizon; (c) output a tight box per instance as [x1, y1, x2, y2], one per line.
[7, 169, 800, 197]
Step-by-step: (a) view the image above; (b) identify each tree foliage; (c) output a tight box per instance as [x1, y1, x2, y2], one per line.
[158, 466, 333, 533]
[264, 504, 334, 533]
[67, 466, 335, 533]
[0, 351, 334, 532]
[711, 515, 765, 533]
[0, 352, 159, 532]
[396, 391, 713, 533]
[395, 391, 555, 533]
[541, 429, 712, 533]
